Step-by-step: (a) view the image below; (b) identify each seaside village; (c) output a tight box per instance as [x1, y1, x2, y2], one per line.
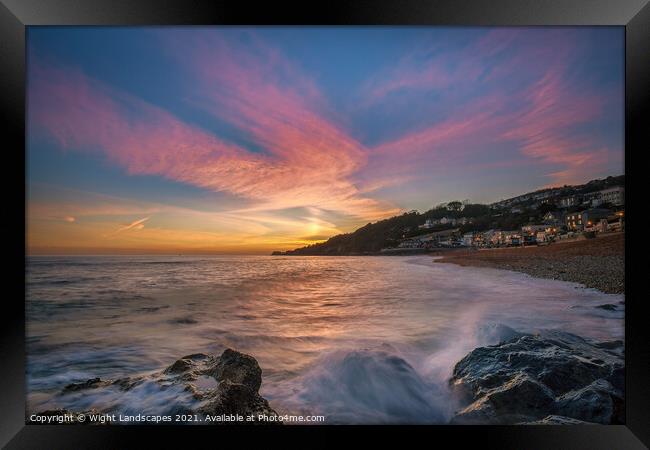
[389, 185, 625, 251]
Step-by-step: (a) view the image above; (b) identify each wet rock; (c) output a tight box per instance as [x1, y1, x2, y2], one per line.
[450, 329, 624, 424]
[452, 373, 555, 424]
[47, 349, 279, 424]
[554, 379, 624, 424]
[594, 340, 624, 351]
[112, 376, 144, 391]
[207, 348, 262, 392]
[195, 349, 278, 423]
[62, 378, 110, 393]
[164, 358, 194, 374]
[595, 304, 618, 311]
[197, 380, 278, 422]
[163, 353, 211, 375]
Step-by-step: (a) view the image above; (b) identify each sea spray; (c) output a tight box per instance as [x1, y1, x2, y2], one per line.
[284, 344, 447, 424]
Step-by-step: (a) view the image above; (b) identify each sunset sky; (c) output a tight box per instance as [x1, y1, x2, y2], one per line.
[27, 27, 624, 254]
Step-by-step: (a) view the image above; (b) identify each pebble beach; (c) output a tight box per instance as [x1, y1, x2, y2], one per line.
[435, 232, 624, 294]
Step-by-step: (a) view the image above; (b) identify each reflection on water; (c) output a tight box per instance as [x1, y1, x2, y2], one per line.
[27, 255, 624, 423]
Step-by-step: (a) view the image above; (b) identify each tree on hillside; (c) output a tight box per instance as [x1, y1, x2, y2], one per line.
[447, 200, 464, 212]
[461, 204, 491, 217]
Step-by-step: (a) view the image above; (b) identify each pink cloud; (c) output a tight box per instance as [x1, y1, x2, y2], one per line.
[29, 57, 397, 222]
[500, 53, 614, 185]
[359, 94, 514, 185]
[356, 30, 617, 188]
[173, 32, 366, 173]
[360, 29, 524, 104]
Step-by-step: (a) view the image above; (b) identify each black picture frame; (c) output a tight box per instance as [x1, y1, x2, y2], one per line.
[1, 0, 647, 448]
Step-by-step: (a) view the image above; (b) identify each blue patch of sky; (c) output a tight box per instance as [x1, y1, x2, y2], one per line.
[28, 27, 270, 155]
[27, 137, 247, 212]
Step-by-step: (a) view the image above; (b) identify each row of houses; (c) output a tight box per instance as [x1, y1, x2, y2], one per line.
[395, 207, 624, 251]
[462, 208, 624, 248]
[418, 217, 473, 230]
[565, 208, 625, 232]
[558, 186, 625, 209]
[390, 184, 625, 252]
[398, 228, 463, 249]
[464, 229, 522, 247]
[494, 185, 624, 212]
[463, 226, 558, 248]
[491, 189, 555, 209]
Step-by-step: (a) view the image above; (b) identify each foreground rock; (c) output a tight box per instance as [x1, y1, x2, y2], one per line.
[33, 349, 280, 424]
[166, 350, 277, 421]
[449, 328, 624, 424]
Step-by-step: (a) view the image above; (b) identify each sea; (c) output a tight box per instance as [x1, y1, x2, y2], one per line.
[26, 255, 624, 424]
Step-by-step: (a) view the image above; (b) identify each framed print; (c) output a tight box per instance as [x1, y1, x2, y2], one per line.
[1, 0, 648, 448]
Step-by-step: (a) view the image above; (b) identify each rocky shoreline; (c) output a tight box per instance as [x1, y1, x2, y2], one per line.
[31, 349, 280, 425]
[434, 233, 624, 294]
[32, 328, 624, 426]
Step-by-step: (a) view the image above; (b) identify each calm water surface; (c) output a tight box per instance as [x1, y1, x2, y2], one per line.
[26, 255, 624, 423]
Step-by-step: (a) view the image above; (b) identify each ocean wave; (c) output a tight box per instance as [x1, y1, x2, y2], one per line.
[280, 345, 450, 424]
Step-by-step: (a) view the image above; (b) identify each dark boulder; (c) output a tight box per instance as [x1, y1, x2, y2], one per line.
[197, 380, 278, 421]
[44, 348, 279, 424]
[207, 348, 262, 392]
[450, 329, 624, 424]
[451, 373, 555, 424]
[163, 353, 213, 381]
[554, 379, 624, 424]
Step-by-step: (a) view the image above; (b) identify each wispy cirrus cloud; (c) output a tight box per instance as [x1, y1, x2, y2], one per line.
[27, 28, 622, 253]
[165, 31, 394, 218]
[29, 42, 398, 223]
[359, 29, 520, 105]
[356, 28, 619, 187]
[112, 217, 150, 235]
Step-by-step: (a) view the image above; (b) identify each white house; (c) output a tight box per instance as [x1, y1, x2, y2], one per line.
[558, 195, 580, 208]
[543, 211, 563, 224]
[598, 186, 624, 206]
[521, 224, 547, 235]
[565, 212, 583, 230]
